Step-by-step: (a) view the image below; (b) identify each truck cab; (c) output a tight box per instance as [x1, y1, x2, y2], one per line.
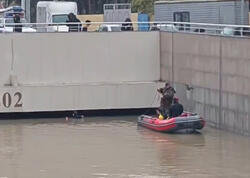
[36, 1, 78, 32]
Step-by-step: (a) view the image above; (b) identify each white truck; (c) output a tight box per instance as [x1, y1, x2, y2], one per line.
[36, 1, 78, 32]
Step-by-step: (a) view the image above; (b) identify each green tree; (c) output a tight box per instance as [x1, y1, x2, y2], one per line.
[131, 0, 157, 17]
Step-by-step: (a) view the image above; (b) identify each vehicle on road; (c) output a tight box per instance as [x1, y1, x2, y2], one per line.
[98, 24, 122, 32]
[0, 6, 36, 33]
[36, 1, 78, 32]
[0, 17, 36, 33]
[156, 24, 178, 32]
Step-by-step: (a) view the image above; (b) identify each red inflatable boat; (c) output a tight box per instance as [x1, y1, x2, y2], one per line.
[138, 112, 205, 133]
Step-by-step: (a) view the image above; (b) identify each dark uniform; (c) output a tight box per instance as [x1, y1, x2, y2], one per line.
[14, 14, 22, 32]
[121, 18, 134, 31]
[66, 13, 81, 32]
[169, 102, 184, 118]
[157, 83, 176, 118]
[158, 95, 168, 118]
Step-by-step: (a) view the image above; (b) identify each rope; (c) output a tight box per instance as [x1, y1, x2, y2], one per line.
[143, 91, 161, 116]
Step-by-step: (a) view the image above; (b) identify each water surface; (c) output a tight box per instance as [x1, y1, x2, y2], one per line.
[0, 116, 249, 178]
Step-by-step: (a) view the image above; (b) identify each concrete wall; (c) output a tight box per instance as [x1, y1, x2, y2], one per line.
[0, 82, 162, 112]
[160, 32, 250, 135]
[0, 32, 163, 113]
[0, 36, 12, 85]
[221, 37, 250, 134]
[1, 32, 159, 85]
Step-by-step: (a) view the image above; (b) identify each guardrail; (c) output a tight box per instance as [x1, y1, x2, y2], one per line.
[1, 21, 250, 37]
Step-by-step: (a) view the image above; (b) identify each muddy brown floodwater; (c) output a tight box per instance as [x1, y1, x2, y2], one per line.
[0, 116, 249, 178]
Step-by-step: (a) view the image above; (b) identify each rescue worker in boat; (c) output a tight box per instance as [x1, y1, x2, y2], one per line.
[156, 94, 168, 120]
[169, 97, 184, 118]
[156, 82, 176, 119]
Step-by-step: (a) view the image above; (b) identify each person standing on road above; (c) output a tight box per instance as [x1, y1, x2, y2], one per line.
[14, 14, 22, 32]
[121, 18, 133, 31]
[66, 13, 81, 32]
[82, 20, 91, 32]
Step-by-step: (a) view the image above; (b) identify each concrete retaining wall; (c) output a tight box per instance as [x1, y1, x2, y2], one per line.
[6, 32, 160, 85]
[160, 32, 250, 135]
[0, 32, 162, 113]
[0, 82, 162, 113]
[221, 37, 250, 134]
[0, 36, 12, 85]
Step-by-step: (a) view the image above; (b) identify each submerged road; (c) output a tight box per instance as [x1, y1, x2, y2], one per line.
[0, 116, 249, 178]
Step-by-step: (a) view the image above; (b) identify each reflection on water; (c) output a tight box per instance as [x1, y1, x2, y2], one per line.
[0, 116, 249, 178]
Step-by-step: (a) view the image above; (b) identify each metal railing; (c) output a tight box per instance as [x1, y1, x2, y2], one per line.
[1, 21, 250, 37]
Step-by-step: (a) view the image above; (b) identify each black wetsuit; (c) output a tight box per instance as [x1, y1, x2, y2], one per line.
[169, 103, 184, 118]
[157, 85, 176, 118]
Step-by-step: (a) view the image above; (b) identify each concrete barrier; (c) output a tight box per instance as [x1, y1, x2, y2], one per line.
[0, 32, 162, 113]
[11, 32, 160, 85]
[0, 35, 12, 85]
[160, 32, 250, 135]
[221, 37, 250, 134]
[0, 82, 162, 113]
